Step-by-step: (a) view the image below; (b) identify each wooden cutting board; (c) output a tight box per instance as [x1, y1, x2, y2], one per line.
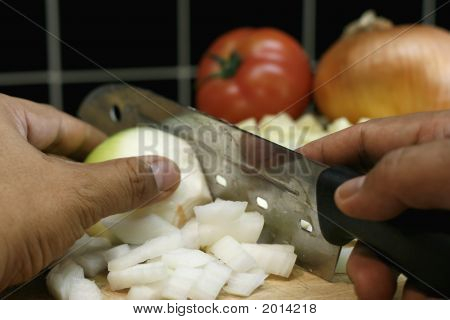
[7, 266, 357, 300]
[6, 266, 406, 300]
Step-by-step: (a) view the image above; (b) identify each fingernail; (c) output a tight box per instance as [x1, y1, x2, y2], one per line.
[149, 158, 180, 191]
[336, 176, 366, 200]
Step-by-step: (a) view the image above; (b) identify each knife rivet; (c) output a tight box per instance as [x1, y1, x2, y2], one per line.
[299, 219, 313, 233]
[109, 104, 122, 122]
[256, 196, 268, 210]
[215, 174, 227, 187]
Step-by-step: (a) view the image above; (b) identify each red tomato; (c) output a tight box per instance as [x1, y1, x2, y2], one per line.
[196, 28, 312, 123]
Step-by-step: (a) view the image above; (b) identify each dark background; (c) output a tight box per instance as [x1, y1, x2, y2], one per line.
[0, 0, 448, 116]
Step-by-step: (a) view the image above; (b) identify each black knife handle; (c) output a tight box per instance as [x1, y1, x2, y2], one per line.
[316, 166, 450, 298]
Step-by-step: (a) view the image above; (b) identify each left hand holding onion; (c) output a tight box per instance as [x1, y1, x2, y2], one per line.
[0, 94, 180, 291]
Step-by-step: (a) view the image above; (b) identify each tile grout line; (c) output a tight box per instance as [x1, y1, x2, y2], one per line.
[422, 0, 437, 24]
[0, 67, 197, 86]
[177, 0, 192, 106]
[45, 0, 63, 108]
[302, 0, 316, 64]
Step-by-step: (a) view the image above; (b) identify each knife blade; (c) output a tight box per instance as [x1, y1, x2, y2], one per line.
[78, 84, 450, 298]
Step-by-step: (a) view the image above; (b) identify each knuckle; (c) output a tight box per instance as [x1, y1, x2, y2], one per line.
[120, 158, 153, 206]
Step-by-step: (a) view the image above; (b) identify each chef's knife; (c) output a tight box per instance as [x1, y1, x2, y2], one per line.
[79, 84, 450, 298]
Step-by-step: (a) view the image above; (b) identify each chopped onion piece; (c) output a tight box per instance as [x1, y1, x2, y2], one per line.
[181, 219, 200, 249]
[102, 244, 131, 263]
[199, 211, 264, 246]
[241, 243, 297, 277]
[227, 211, 264, 243]
[327, 117, 352, 133]
[209, 236, 256, 272]
[335, 246, 353, 274]
[127, 281, 166, 300]
[162, 248, 212, 268]
[108, 232, 182, 271]
[46, 259, 84, 300]
[188, 261, 231, 300]
[68, 234, 111, 257]
[107, 262, 168, 291]
[68, 279, 102, 300]
[102, 213, 179, 245]
[224, 269, 267, 297]
[74, 252, 106, 277]
[194, 200, 247, 224]
[162, 267, 203, 300]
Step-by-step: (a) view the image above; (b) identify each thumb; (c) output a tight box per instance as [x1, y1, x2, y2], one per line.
[71, 155, 180, 224]
[334, 140, 450, 221]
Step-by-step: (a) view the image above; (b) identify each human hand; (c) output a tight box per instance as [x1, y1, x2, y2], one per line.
[300, 111, 450, 299]
[0, 94, 180, 291]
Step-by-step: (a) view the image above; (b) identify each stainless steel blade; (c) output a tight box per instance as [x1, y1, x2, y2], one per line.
[78, 84, 342, 280]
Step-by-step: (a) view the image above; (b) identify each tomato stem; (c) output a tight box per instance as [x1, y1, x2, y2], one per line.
[210, 51, 241, 78]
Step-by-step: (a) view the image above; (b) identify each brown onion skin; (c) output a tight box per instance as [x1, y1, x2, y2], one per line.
[314, 24, 450, 122]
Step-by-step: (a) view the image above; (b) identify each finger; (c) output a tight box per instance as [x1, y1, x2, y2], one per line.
[335, 139, 450, 220]
[347, 242, 398, 299]
[65, 155, 180, 228]
[5, 94, 106, 160]
[298, 111, 450, 168]
[402, 280, 430, 300]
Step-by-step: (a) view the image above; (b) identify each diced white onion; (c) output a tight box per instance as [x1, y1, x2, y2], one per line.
[194, 200, 247, 224]
[199, 211, 264, 246]
[67, 235, 111, 257]
[102, 244, 131, 263]
[108, 232, 182, 271]
[327, 117, 352, 133]
[74, 252, 106, 277]
[224, 269, 267, 297]
[162, 267, 203, 300]
[162, 248, 212, 268]
[241, 243, 297, 278]
[46, 259, 84, 300]
[127, 281, 166, 300]
[188, 261, 231, 300]
[335, 246, 353, 274]
[102, 213, 179, 245]
[68, 279, 103, 300]
[209, 236, 256, 272]
[181, 219, 200, 249]
[107, 262, 168, 291]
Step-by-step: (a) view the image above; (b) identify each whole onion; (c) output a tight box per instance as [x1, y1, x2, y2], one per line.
[314, 11, 450, 122]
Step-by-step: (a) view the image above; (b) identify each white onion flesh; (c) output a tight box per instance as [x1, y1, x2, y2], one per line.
[68, 235, 111, 257]
[102, 244, 131, 263]
[74, 252, 106, 277]
[199, 211, 264, 246]
[224, 269, 267, 297]
[181, 218, 200, 249]
[335, 245, 354, 274]
[194, 200, 247, 224]
[162, 248, 212, 268]
[101, 213, 179, 245]
[46, 259, 84, 300]
[127, 282, 166, 300]
[209, 236, 256, 272]
[107, 262, 168, 291]
[327, 117, 352, 133]
[85, 127, 212, 227]
[162, 267, 203, 300]
[68, 279, 103, 300]
[241, 244, 297, 278]
[108, 232, 182, 271]
[188, 261, 232, 300]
